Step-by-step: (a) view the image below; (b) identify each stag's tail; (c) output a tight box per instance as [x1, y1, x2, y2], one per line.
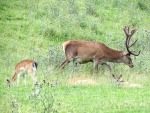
[62, 41, 71, 53]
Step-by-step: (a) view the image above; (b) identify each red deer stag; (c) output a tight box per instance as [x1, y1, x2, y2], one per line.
[7, 60, 38, 87]
[61, 26, 141, 73]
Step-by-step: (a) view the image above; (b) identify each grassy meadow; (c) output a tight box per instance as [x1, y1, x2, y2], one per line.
[0, 0, 150, 112]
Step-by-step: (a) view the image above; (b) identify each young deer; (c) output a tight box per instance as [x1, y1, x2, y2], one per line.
[112, 74, 142, 88]
[7, 60, 38, 87]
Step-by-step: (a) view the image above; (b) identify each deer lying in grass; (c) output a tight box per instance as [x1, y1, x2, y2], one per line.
[112, 74, 142, 88]
[61, 26, 141, 73]
[7, 60, 38, 87]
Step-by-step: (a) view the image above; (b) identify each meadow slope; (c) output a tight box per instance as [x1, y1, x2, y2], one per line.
[0, 0, 150, 112]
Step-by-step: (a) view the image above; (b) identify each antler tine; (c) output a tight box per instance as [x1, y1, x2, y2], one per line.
[123, 26, 130, 37]
[124, 26, 131, 48]
[130, 50, 141, 56]
[124, 26, 141, 56]
[130, 29, 137, 38]
[127, 26, 130, 35]
[126, 27, 135, 42]
[124, 26, 130, 54]
[129, 39, 138, 48]
[131, 29, 137, 35]
[129, 29, 141, 56]
[127, 29, 137, 48]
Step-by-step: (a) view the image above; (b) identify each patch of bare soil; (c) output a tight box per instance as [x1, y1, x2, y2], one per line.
[67, 77, 97, 86]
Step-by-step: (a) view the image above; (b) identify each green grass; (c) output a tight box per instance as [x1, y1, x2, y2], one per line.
[0, 0, 150, 112]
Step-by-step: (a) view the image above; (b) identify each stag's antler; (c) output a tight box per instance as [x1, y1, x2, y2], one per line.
[123, 26, 141, 56]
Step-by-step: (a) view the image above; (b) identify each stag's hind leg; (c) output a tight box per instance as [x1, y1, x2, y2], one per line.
[61, 52, 75, 69]
[61, 59, 70, 69]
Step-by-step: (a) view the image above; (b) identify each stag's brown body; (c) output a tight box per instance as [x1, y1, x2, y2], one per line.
[61, 40, 130, 72]
[61, 26, 140, 73]
[63, 40, 124, 62]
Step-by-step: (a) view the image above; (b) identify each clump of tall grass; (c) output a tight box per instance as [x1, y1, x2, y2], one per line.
[29, 80, 60, 113]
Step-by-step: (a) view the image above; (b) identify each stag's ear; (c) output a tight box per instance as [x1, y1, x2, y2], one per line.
[123, 52, 128, 56]
[123, 52, 130, 56]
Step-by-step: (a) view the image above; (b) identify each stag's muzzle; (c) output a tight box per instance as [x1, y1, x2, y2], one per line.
[129, 64, 134, 68]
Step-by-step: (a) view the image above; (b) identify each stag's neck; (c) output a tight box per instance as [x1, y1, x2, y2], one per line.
[102, 47, 125, 63]
[104, 48, 124, 59]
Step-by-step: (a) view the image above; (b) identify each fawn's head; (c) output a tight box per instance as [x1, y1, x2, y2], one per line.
[7, 79, 12, 88]
[112, 74, 124, 85]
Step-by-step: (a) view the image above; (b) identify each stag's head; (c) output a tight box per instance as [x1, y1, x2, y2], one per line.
[122, 26, 141, 68]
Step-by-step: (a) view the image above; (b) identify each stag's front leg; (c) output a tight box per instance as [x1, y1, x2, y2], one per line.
[93, 60, 99, 74]
[101, 63, 111, 75]
[73, 58, 78, 67]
